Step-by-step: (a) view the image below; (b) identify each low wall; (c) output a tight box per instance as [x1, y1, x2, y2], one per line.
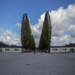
[0, 48, 22, 52]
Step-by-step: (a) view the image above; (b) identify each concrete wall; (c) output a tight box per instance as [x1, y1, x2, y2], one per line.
[0, 48, 22, 52]
[51, 47, 75, 53]
[0, 47, 75, 53]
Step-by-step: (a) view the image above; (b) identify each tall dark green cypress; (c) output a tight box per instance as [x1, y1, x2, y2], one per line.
[39, 11, 51, 52]
[21, 13, 35, 51]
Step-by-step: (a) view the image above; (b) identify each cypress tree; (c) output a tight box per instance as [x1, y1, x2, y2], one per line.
[39, 11, 51, 52]
[21, 13, 35, 51]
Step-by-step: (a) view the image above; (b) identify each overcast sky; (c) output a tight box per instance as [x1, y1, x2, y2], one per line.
[0, 0, 75, 47]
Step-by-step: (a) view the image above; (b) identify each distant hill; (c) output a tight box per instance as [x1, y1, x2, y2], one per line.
[64, 43, 75, 47]
[0, 42, 8, 47]
[51, 43, 75, 48]
[0, 42, 21, 48]
[0, 41, 75, 48]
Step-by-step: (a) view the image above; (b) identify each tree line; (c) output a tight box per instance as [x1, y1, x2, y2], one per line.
[21, 11, 52, 53]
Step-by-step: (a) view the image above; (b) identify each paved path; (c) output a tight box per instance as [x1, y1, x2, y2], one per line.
[0, 52, 75, 75]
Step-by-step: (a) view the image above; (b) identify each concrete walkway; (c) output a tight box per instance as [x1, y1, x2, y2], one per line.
[0, 52, 75, 75]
